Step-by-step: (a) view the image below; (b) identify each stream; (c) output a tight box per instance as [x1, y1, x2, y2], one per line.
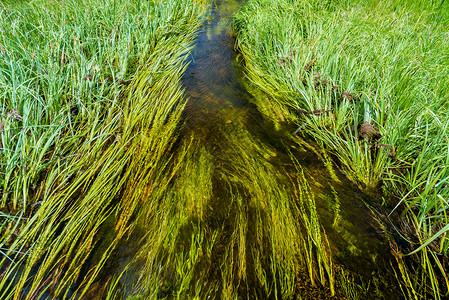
[88, 0, 403, 298]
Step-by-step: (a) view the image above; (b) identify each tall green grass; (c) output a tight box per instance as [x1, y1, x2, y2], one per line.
[0, 0, 207, 298]
[234, 0, 449, 297]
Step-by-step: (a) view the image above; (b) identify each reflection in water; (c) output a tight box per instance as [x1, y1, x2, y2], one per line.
[103, 0, 403, 298]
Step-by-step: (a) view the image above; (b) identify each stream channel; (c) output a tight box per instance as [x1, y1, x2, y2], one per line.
[92, 0, 403, 298]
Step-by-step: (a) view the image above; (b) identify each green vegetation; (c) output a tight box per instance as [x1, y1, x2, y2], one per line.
[291, 164, 334, 296]
[2, 0, 446, 298]
[0, 0, 336, 297]
[125, 128, 309, 298]
[0, 0, 207, 298]
[234, 0, 449, 298]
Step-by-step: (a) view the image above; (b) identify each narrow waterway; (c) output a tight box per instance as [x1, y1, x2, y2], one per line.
[90, 1, 403, 298]
[128, 0, 402, 298]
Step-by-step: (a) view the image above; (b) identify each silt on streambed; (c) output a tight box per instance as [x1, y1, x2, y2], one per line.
[87, 0, 404, 298]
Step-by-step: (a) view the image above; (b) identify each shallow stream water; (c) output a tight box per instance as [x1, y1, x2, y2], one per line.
[91, 1, 404, 298]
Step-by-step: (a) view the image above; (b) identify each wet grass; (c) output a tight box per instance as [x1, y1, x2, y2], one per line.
[0, 0, 207, 298]
[292, 165, 334, 295]
[233, 0, 449, 298]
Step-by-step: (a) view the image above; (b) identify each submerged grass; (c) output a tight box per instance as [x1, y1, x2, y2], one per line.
[128, 127, 302, 298]
[234, 0, 449, 298]
[0, 0, 207, 298]
[296, 169, 334, 295]
[120, 116, 341, 298]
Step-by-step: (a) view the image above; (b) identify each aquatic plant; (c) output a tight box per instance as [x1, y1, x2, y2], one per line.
[290, 164, 335, 295]
[125, 123, 304, 298]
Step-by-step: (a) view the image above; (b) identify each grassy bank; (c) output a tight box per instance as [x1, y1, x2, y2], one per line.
[234, 0, 449, 298]
[0, 0, 207, 298]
